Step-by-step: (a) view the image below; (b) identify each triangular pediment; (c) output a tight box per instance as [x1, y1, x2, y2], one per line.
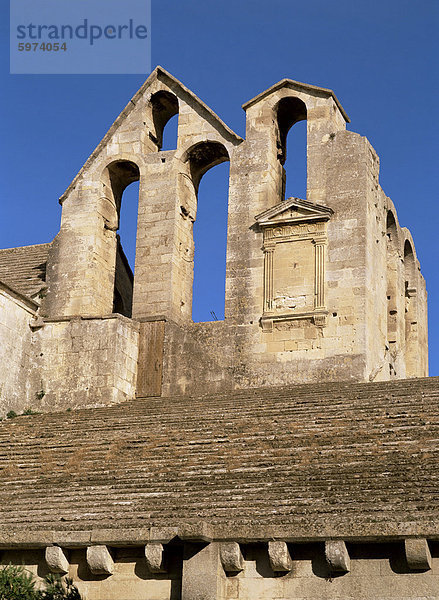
[255, 198, 333, 226]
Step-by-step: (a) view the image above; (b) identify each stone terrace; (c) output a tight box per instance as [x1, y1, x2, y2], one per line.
[0, 377, 438, 545]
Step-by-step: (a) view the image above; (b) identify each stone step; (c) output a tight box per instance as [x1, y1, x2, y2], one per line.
[0, 376, 438, 534]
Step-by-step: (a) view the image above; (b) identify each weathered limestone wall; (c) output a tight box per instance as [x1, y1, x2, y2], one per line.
[35, 315, 139, 411]
[221, 86, 378, 391]
[243, 127, 370, 382]
[363, 183, 428, 382]
[225, 83, 346, 327]
[0, 295, 139, 415]
[161, 320, 233, 397]
[161, 126, 427, 397]
[0, 284, 40, 416]
[161, 318, 368, 397]
[415, 269, 429, 377]
[1, 541, 438, 600]
[42, 83, 157, 318]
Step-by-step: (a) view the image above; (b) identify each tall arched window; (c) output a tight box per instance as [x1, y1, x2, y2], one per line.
[102, 160, 140, 318]
[161, 113, 178, 150]
[150, 91, 179, 150]
[404, 240, 418, 377]
[276, 97, 307, 200]
[386, 211, 399, 373]
[118, 180, 139, 272]
[183, 141, 230, 322]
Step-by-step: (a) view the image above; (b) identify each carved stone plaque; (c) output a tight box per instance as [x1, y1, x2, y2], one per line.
[255, 198, 332, 331]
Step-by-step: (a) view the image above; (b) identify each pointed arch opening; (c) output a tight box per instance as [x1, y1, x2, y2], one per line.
[102, 160, 140, 318]
[386, 211, 399, 373]
[118, 180, 139, 272]
[275, 96, 307, 201]
[150, 91, 179, 150]
[182, 141, 230, 322]
[161, 113, 178, 150]
[404, 239, 418, 377]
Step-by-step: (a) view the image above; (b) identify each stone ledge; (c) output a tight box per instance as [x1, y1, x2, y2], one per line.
[1, 527, 439, 549]
[43, 313, 139, 327]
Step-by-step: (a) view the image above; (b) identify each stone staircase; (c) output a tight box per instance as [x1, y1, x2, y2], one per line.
[0, 377, 438, 540]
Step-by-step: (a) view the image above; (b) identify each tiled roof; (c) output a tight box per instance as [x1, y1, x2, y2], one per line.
[0, 243, 51, 299]
[0, 377, 438, 541]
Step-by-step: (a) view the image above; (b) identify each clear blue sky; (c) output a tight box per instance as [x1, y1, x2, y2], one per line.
[1, 1, 438, 374]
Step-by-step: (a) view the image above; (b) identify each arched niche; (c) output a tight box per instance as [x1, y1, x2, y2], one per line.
[150, 90, 179, 150]
[275, 96, 307, 200]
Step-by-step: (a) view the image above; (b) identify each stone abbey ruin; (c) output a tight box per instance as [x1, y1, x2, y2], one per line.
[0, 67, 437, 599]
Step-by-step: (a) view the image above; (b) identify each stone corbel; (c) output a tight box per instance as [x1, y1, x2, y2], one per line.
[220, 542, 244, 573]
[145, 542, 167, 573]
[268, 541, 293, 572]
[45, 546, 69, 574]
[325, 540, 350, 573]
[86, 545, 114, 575]
[404, 538, 431, 571]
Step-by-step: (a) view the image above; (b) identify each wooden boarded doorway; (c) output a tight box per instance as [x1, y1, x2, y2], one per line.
[136, 319, 165, 397]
